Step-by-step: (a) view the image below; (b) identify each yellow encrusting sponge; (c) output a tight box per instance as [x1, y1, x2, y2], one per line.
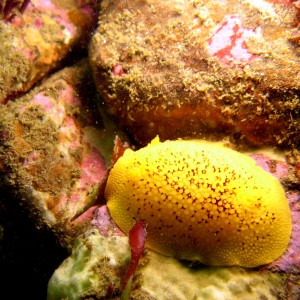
[105, 137, 292, 267]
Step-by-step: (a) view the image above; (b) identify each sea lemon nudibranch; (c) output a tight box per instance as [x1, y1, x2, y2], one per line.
[105, 137, 292, 267]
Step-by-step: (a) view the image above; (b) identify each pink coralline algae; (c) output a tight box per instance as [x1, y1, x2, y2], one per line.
[80, 148, 106, 188]
[207, 16, 261, 65]
[250, 152, 300, 276]
[111, 63, 126, 76]
[91, 205, 124, 237]
[250, 153, 289, 181]
[267, 192, 300, 274]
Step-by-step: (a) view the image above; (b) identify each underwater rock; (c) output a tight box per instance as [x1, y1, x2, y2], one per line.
[47, 223, 286, 300]
[0, 60, 109, 247]
[90, 0, 300, 147]
[47, 228, 131, 300]
[0, 0, 99, 104]
[140, 251, 286, 300]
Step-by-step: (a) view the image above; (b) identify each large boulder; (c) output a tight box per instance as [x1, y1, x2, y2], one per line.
[90, 0, 300, 147]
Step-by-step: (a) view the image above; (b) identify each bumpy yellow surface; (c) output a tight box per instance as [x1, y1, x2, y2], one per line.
[105, 138, 292, 267]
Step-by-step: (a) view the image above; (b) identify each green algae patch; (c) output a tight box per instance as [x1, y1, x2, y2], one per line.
[47, 229, 131, 300]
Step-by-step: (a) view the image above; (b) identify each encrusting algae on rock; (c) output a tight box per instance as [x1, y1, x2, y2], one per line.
[105, 137, 292, 268]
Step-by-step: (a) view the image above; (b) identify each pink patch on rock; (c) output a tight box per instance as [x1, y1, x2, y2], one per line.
[34, 17, 43, 29]
[112, 63, 126, 76]
[80, 147, 106, 187]
[251, 153, 289, 181]
[59, 84, 81, 107]
[72, 205, 97, 223]
[92, 205, 124, 236]
[19, 93, 53, 114]
[31, 93, 54, 111]
[267, 192, 300, 273]
[33, 0, 76, 36]
[250, 153, 300, 274]
[207, 16, 261, 65]
[70, 194, 80, 203]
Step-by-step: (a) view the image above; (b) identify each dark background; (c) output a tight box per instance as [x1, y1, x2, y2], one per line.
[0, 187, 68, 299]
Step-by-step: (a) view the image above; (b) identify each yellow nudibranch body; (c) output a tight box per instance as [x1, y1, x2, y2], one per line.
[105, 137, 292, 267]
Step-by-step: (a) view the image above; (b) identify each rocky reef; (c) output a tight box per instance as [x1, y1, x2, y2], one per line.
[0, 60, 109, 247]
[48, 226, 286, 300]
[0, 0, 300, 299]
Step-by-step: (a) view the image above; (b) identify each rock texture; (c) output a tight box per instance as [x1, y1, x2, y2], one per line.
[0, 61, 108, 247]
[0, 0, 98, 104]
[90, 0, 300, 147]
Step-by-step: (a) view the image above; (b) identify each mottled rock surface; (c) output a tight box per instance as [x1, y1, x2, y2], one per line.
[0, 0, 99, 104]
[0, 60, 108, 247]
[90, 0, 300, 147]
